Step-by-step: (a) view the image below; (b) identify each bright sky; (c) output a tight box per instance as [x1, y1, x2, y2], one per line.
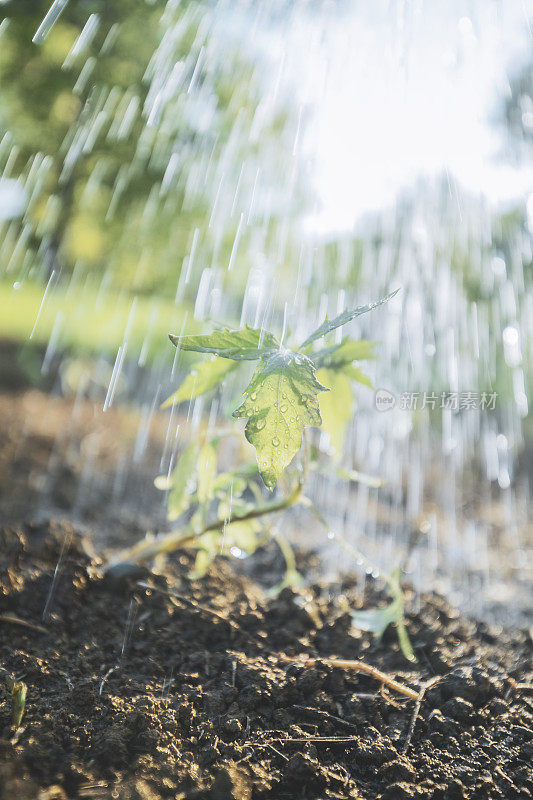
[286, 0, 533, 233]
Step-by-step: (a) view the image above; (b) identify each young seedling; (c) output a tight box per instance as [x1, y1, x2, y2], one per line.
[10, 680, 27, 729]
[302, 501, 416, 662]
[163, 290, 397, 489]
[1, 670, 27, 729]
[107, 290, 417, 659]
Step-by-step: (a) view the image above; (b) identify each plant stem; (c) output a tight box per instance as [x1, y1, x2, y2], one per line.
[106, 475, 303, 569]
[272, 531, 298, 577]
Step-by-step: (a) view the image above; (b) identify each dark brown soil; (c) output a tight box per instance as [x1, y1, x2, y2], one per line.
[1, 520, 532, 800]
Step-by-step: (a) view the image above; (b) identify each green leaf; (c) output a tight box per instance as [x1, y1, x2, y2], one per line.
[217, 497, 251, 519]
[222, 519, 261, 555]
[212, 462, 258, 497]
[11, 681, 27, 729]
[169, 325, 279, 360]
[312, 338, 376, 368]
[343, 364, 373, 388]
[233, 349, 329, 490]
[351, 597, 402, 637]
[197, 440, 218, 505]
[266, 568, 304, 597]
[300, 290, 399, 348]
[316, 368, 353, 455]
[161, 357, 238, 408]
[190, 548, 212, 579]
[313, 339, 374, 390]
[167, 443, 199, 521]
[215, 461, 259, 485]
[189, 515, 261, 579]
[213, 473, 247, 498]
[267, 531, 304, 596]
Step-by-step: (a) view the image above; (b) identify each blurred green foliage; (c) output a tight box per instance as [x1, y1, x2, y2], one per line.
[0, 0, 301, 302]
[0, 278, 193, 359]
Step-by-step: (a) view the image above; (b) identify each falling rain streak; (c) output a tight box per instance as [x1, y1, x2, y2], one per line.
[32, 0, 70, 44]
[42, 528, 72, 622]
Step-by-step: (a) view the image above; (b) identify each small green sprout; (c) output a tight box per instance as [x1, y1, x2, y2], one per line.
[2, 673, 27, 729]
[11, 680, 27, 729]
[301, 506, 416, 662]
[351, 569, 416, 663]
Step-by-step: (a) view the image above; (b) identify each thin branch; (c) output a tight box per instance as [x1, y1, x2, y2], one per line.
[99, 666, 118, 697]
[264, 742, 289, 761]
[279, 654, 418, 701]
[265, 735, 359, 746]
[401, 675, 440, 754]
[0, 614, 48, 634]
[290, 704, 359, 732]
